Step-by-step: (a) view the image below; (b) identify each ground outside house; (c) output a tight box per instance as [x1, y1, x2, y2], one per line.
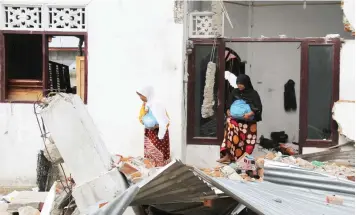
[0, 0, 355, 214]
[1, 94, 354, 215]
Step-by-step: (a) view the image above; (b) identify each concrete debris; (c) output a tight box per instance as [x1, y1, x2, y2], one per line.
[0, 201, 8, 212]
[18, 206, 40, 215]
[2, 191, 19, 203]
[266, 152, 355, 180]
[116, 156, 158, 184]
[43, 135, 63, 164]
[332, 101, 355, 141]
[325, 34, 341, 38]
[297, 142, 355, 166]
[2, 191, 48, 213]
[326, 195, 344, 205]
[31, 93, 355, 215]
[72, 168, 127, 214]
[40, 182, 57, 215]
[200, 154, 264, 182]
[39, 94, 113, 186]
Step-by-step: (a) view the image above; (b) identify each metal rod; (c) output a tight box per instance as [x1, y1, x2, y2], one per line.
[224, 1, 340, 7]
[219, 0, 234, 28]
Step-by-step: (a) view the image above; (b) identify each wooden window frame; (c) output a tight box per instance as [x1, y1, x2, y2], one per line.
[0, 30, 88, 104]
[299, 39, 341, 152]
[186, 38, 341, 152]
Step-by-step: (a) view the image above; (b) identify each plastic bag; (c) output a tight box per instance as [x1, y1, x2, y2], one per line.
[142, 110, 158, 129]
[230, 100, 253, 120]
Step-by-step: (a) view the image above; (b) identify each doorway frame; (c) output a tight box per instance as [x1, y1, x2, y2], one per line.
[186, 37, 341, 154]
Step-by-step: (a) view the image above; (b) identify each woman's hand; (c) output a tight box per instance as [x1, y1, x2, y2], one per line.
[243, 111, 254, 120]
[227, 109, 231, 117]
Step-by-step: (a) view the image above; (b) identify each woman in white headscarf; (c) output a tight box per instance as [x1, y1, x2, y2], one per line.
[137, 86, 171, 167]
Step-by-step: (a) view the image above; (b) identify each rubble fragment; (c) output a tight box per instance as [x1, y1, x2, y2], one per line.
[117, 156, 157, 184]
[43, 135, 63, 164]
[2, 191, 48, 213]
[332, 101, 355, 141]
[40, 182, 57, 215]
[265, 152, 355, 180]
[326, 195, 344, 205]
[18, 206, 40, 215]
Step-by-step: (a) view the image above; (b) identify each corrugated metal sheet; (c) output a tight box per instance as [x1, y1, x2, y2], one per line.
[95, 159, 355, 215]
[94, 160, 232, 215]
[264, 160, 355, 195]
[151, 197, 238, 215]
[195, 170, 355, 215]
[132, 160, 221, 205]
[92, 185, 140, 215]
[297, 142, 355, 166]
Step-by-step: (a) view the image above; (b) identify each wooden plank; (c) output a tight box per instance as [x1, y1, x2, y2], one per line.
[76, 56, 85, 100]
[7, 88, 42, 102]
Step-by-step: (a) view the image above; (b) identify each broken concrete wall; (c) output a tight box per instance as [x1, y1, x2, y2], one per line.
[40, 94, 112, 185]
[333, 101, 355, 141]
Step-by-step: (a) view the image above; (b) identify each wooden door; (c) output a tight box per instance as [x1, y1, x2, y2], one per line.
[76, 56, 85, 101]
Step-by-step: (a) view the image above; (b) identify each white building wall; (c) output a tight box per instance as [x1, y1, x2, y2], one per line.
[0, 0, 184, 188]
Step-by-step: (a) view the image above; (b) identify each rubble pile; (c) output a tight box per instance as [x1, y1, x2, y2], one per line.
[0, 190, 47, 215]
[10, 94, 350, 214]
[265, 152, 355, 180]
[113, 155, 159, 184]
[200, 153, 265, 182]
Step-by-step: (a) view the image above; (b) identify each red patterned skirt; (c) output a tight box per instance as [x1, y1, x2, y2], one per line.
[144, 128, 171, 167]
[220, 118, 257, 161]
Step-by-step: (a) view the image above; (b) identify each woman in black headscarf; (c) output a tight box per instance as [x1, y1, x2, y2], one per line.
[218, 74, 263, 163]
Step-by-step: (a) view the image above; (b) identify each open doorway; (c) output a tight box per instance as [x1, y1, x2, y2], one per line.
[226, 42, 301, 156]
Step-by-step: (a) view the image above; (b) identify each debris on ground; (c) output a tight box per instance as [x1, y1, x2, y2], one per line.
[265, 152, 355, 180]
[326, 195, 344, 205]
[279, 142, 299, 155]
[201, 153, 264, 182]
[115, 156, 158, 184]
[18, 206, 40, 215]
[18, 93, 353, 215]
[1, 191, 48, 213]
[43, 135, 63, 164]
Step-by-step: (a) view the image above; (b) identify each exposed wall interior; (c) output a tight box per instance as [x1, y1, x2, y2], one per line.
[186, 1, 354, 167]
[247, 42, 301, 142]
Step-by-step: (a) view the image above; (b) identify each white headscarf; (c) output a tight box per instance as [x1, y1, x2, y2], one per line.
[137, 86, 169, 139]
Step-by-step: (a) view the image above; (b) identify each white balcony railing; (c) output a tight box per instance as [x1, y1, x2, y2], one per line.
[1, 4, 87, 31]
[189, 11, 224, 38]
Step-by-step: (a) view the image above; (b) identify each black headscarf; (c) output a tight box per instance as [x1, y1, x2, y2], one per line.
[236, 74, 254, 90]
[228, 74, 263, 122]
